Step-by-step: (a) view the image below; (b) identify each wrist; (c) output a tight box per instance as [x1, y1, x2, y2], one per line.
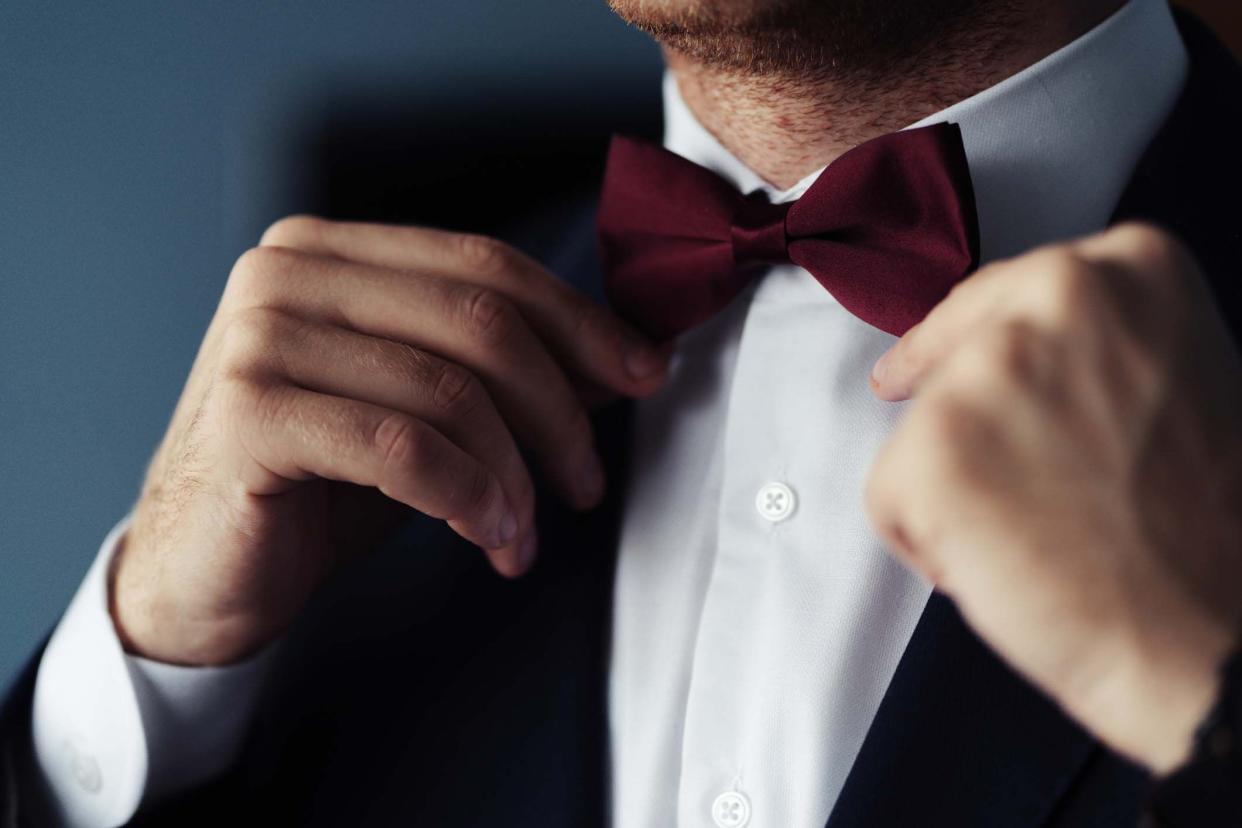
[1145, 641, 1242, 825]
[1083, 600, 1234, 774]
[108, 527, 269, 666]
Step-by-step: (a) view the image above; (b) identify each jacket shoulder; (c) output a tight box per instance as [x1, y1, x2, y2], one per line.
[1112, 10, 1242, 333]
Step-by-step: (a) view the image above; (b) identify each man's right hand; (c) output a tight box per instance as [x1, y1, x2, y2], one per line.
[111, 217, 668, 666]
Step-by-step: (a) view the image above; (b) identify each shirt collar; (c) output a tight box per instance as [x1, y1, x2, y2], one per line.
[661, 0, 1188, 262]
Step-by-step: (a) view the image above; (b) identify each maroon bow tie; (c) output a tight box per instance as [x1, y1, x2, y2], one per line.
[596, 123, 980, 340]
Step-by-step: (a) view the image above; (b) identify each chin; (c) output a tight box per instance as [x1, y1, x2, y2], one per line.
[608, 0, 997, 78]
[607, 0, 795, 30]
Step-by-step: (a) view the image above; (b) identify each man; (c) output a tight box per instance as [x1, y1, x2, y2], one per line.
[2, 0, 1241, 824]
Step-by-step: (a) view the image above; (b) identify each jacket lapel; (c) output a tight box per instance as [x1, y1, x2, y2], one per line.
[825, 594, 1097, 827]
[468, 15, 1242, 821]
[1108, 11, 1242, 338]
[827, 13, 1242, 827]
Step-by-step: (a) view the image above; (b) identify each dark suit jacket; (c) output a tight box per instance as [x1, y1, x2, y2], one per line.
[2, 11, 1240, 828]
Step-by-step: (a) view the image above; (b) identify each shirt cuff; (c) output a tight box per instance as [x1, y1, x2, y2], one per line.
[31, 512, 276, 828]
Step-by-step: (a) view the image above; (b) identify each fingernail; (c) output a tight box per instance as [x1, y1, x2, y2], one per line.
[518, 530, 538, 571]
[496, 506, 519, 547]
[576, 453, 605, 506]
[625, 343, 665, 381]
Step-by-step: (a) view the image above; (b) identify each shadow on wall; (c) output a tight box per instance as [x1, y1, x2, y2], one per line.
[0, 79, 663, 700]
[289, 4, 1241, 245]
[291, 83, 662, 255]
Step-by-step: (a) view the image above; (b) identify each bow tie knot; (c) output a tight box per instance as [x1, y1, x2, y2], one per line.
[597, 124, 980, 341]
[731, 195, 791, 266]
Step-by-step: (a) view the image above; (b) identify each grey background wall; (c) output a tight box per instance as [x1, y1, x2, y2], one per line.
[0, 2, 662, 686]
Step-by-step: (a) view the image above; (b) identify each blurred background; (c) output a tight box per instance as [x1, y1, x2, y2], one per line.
[0, 1, 1239, 688]
[0, 0, 663, 687]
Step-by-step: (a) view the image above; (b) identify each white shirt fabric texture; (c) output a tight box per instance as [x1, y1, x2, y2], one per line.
[31, 1, 1188, 825]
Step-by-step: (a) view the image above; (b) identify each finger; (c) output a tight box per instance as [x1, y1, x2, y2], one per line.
[868, 235, 1101, 402]
[864, 382, 988, 593]
[864, 411, 937, 581]
[870, 230, 1177, 402]
[259, 216, 668, 398]
[231, 381, 519, 561]
[226, 247, 605, 510]
[869, 264, 1009, 402]
[224, 307, 538, 575]
[1071, 222, 1207, 318]
[1070, 221, 1185, 269]
[868, 328, 1046, 594]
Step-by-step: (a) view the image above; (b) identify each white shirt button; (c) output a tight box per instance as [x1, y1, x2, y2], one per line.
[756, 481, 796, 522]
[712, 790, 752, 827]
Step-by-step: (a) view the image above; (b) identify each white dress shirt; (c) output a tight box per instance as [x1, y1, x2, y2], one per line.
[31, 1, 1187, 825]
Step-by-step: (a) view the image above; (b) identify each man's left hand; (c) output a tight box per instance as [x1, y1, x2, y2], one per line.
[866, 222, 1242, 774]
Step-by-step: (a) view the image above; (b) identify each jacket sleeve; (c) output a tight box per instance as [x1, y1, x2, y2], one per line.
[1, 514, 274, 828]
[1146, 643, 1242, 827]
[0, 637, 56, 828]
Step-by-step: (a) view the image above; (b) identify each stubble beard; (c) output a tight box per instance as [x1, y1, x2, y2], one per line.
[606, 0, 1018, 82]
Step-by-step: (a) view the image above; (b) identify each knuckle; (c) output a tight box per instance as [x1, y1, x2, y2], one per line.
[569, 298, 609, 345]
[461, 286, 519, 346]
[226, 245, 298, 304]
[462, 464, 495, 516]
[431, 360, 481, 415]
[231, 245, 280, 280]
[259, 214, 326, 248]
[1038, 249, 1100, 323]
[563, 403, 595, 452]
[201, 376, 259, 456]
[988, 320, 1042, 384]
[1109, 224, 1199, 309]
[373, 413, 428, 482]
[381, 342, 437, 389]
[216, 372, 264, 425]
[1114, 224, 1202, 315]
[247, 380, 296, 437]
[238, 304, 291, 340]
[455, 233, 515, 277]
[1109, 221, 1178, 264]
[217, 307, 290, 372]
[917, 392, 1004, 490]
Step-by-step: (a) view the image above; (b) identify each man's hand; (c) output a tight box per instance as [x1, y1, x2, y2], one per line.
[865, 223, 1242, 774]
[113, 217, 668, 666]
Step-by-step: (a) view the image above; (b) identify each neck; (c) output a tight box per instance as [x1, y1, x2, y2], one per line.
[666, 1, 1124, 189]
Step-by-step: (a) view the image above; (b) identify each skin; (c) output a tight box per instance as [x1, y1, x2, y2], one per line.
[112, 219, 669, 665]
[112, 0, 1241, 780]
[610, 0, 1124, 187]
[867, 224, 1242, 773]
